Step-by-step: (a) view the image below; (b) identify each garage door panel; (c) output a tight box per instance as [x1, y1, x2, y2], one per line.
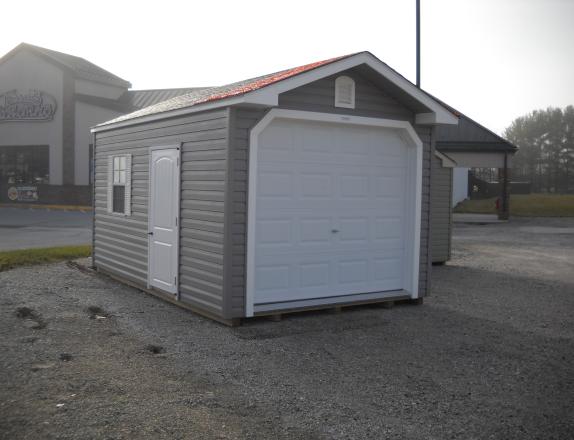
[259, 120, 296, 151]
[337, 259, 369, 284]
[300, 124, 335, 153]
[299, 262, 330, 288]
[375, 218, 404, 239]
[258, 171, 293, 197]
[335, 128, 371, 156]
[374, 174, 407, 196]
[300, 173, 333, 198]
[256, 264, 290, 292]
[372, 258, 403, 288]
[253, 118, 413, 305]
[299, 218, 332, 244]
[256, 219, 292, 246]
[338, 218, 369, 243]
[340, 175, 369, 198]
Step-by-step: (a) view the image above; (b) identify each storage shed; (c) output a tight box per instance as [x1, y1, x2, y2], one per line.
[91, 52, 459, 324]
[430, 111, 517, 264]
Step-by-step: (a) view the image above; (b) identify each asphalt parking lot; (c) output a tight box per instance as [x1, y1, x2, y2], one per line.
[0, 217, 573, 439]
[0, 207, 91, 251]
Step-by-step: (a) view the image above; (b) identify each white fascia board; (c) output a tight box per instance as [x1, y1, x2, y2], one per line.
[416, 113, 438, 125]
[245, 52, 459, 125]
[434, 150, 457, 168]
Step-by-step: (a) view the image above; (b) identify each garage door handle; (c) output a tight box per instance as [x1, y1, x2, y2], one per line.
[148, 232, 154, 236]
[331, 229, 339, 233]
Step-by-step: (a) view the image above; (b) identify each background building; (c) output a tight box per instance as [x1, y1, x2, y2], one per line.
[0, 43, 197, 204]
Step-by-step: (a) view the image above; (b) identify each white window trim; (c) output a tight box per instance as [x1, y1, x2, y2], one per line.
[107, 154, 132, 216]
[246, 109, 423, 317]
[334, 75, 355, 108]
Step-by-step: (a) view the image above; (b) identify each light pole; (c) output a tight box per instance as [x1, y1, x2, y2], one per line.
[416, 0, 421, 88]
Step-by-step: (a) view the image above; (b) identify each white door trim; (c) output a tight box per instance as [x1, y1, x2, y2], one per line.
[147, 144, 181, 297]
[246, 109, 423, 317]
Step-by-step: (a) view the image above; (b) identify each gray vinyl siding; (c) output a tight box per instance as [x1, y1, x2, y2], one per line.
[278, 68, 413, 120]
[436, 114, 506, 144]
[93, 108, 230, 318]
[226, 108, 267, 318]
[431, 155, 453, 263]
[416, 126, 433, 295]
[93, 147, 149, 284]
[225, 68, 433, 317]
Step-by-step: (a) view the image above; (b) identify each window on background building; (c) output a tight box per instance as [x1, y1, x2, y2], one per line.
[107, 154, 131, 215]
[0, 145, 49, 185]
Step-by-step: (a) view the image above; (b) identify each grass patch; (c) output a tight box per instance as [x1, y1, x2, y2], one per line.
[454, 194, 574, 217]
[0, 245, 92, 272]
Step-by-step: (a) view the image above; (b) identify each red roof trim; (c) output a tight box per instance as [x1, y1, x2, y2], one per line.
[193, 55, 349, 106]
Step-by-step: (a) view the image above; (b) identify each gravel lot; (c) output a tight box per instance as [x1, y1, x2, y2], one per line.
[1, 217, 573, 439]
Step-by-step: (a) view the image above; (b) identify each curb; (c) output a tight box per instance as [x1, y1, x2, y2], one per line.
[0, 204, 92, 212]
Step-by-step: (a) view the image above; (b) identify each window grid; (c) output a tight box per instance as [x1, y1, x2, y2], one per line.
[112, 155, 127, 214]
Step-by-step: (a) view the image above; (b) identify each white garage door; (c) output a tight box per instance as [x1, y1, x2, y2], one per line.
[252, 117, 415, 307]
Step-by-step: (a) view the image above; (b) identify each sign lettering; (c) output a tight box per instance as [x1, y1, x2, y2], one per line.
[0, 89, 57, 122]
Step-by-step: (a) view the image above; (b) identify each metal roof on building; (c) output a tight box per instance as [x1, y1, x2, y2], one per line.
[99, 54, 351, 126]
[1, 43, 132, 88]
[435, 113, 517, 153]
[127, 88, 209, 109]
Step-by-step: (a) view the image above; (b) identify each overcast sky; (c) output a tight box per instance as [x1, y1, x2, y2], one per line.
[2, 0, 572, 134]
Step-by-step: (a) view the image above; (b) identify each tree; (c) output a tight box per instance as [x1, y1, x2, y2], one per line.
[504, 106, 574, 193]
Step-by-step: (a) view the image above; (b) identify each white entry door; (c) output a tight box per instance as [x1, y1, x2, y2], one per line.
[148, 147, 180, 295]
[251, 117, 418, 307]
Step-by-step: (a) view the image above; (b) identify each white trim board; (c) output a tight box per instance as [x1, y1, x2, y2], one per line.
[245, 109, 423, 317]
[435, 150, 457, 168]
[92, 52, 458, 133]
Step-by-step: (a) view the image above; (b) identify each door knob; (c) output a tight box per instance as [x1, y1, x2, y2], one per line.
[331, 229, 339, 233]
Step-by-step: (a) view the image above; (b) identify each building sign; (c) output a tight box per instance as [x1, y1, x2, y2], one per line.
[0, 89, 57, 122]
[7, 186, 39, 202]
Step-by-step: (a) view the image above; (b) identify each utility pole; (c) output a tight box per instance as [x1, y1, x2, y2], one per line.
[416, 0, 421, 88]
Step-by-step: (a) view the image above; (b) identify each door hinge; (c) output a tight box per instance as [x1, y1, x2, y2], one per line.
[175, 216, 178, 227]
[174, 276, 177, 285]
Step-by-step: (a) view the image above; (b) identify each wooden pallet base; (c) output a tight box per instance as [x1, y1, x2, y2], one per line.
[254, 295, 421, 319]
[79, 264, 423, 328]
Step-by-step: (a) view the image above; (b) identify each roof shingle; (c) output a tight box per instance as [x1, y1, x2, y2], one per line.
[99, 54, 353, 126]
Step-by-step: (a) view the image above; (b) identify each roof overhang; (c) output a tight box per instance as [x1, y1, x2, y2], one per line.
[243, 52, 459, 125]
[437, 141, 517, 154]
[444, 151, 512, 168]
[434, 151, 457, 168]
[92, 52, 458, 133]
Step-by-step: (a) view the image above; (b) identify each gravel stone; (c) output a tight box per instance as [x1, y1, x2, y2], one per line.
[0, 217, 573, 439]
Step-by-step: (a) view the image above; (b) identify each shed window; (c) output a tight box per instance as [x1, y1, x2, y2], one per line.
[335, 76, 355, 109]
[107, 154, 132, 216]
